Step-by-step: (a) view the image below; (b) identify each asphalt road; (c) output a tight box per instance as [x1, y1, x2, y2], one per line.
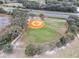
[28, 9, 79, 19]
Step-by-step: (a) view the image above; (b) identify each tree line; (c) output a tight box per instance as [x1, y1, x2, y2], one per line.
[17, 0, 78, 13]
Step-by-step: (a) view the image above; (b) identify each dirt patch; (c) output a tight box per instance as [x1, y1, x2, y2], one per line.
[34, 36, 79, 58]
[56, 28, 67, 35]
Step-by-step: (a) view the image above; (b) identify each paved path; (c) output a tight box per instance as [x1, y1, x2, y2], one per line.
[0, 37, 26, 58]
[28, 9, 79, 18]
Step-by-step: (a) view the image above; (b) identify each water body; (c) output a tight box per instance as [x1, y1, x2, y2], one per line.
[0, 16, 10, 29]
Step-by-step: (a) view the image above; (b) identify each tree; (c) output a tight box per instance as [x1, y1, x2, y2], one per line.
[0, 8, 6, 13]
[25, 44, 42, 56]
[39, 14, 45, 20]
[66, 15, 79, 39]
[13, 9, 29, 29]
[3, 44, 13, 54]
[45, 0, 48, 4]
[17, 0, 24, 3]
[0, 1, 3, 4]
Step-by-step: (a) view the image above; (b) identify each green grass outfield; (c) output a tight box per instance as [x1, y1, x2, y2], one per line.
[24, 17, 66, 44]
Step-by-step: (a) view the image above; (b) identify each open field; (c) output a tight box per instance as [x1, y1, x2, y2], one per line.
[24, 17, 66, 44]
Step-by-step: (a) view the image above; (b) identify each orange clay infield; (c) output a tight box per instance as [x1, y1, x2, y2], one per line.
[28, 20, 45, 28]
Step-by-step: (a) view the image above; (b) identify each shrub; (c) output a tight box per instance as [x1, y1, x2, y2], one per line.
[59, 36, 67, 46]
[11, 30, 19, 39]
[74, 2, 79, 6]
[3, 44, 13, 54]
[0, 29, 20, 46]
[0, 1, 3, 4]
[23, 1, 40, 9]
[13, 9, 28, 29]
[0, 45, 4, 50]
[56, 33, 75, 48]
[0, 8, 6, 13]
[0, 34, 12, 45]
[56, 42, 63, 48]
[39, 14, 45, 20]
[25, 44, 42, 56]
[65, 33, 75, 43]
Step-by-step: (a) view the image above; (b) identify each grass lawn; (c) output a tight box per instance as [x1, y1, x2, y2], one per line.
[24, 17, 66, 44]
